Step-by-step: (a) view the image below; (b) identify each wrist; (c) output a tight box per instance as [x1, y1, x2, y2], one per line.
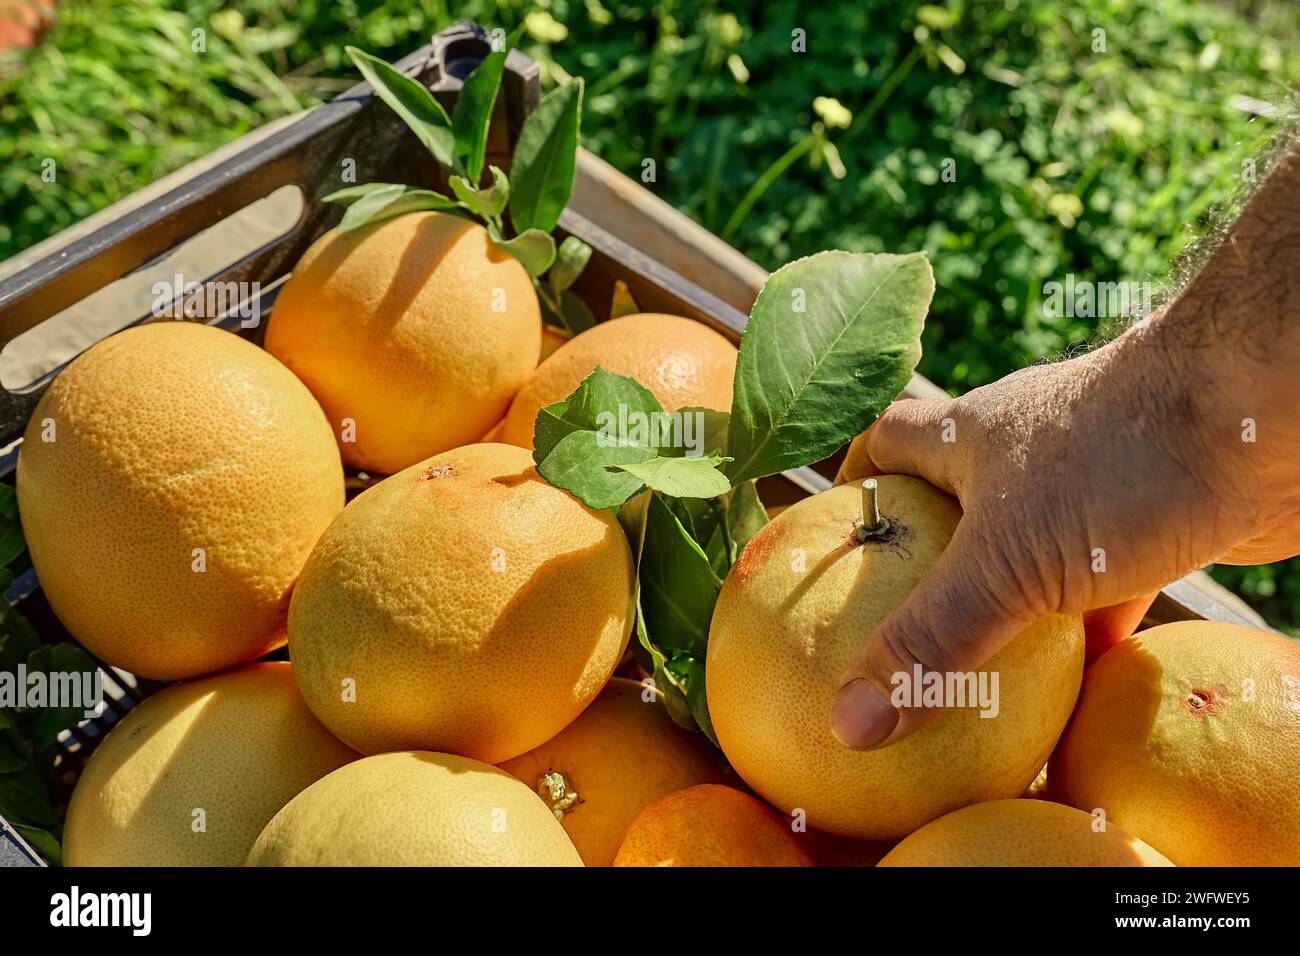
[1133, 302, 1300, 547]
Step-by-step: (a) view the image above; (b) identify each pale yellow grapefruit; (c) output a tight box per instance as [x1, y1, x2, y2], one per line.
[265, 212, 540, 474]
[706, 476, 1084, 840]
[1051, 620, 1300, 866]
[17, 322, 344, 680]
[613, 784, 812, 867]
[877, 799, 1173, 867]
[247, 750, 582, 866]
[498, 676, 724, 865]
[288, 442, 635, 762]
[499, 312, 737, 447]
[64, 662, 358, 866]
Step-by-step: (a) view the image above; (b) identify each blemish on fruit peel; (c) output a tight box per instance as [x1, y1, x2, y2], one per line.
[1183, 685, 1228, 716]
[419, 464, 456, 480]
[729, 520, 782, 584]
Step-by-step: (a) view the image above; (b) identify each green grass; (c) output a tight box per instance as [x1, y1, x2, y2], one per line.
[2, 0, 1299, 631]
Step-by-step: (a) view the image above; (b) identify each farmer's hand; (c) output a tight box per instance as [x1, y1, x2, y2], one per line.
[830, 140, 1300, 750]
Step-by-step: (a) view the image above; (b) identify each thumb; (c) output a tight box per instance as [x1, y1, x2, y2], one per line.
[829, 521, 1035, 750]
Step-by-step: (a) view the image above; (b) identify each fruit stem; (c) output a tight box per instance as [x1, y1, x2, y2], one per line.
[853, 478, 893, 543]
[537, 771, 580, 820]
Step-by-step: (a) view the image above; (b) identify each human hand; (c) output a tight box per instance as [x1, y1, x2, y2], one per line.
[828, 316, 1298, 750]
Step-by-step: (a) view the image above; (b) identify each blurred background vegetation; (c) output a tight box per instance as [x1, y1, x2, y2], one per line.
[1, 0, 1298, 631]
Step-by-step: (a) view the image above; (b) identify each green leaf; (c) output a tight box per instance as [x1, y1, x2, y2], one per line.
[725, 480, 770, 562]
[664, 407, 729, 459]
[533, 367, 669, 509]
[489, 226, 556, 277]
[321, 182, 399, 203]
[335, 184, 458, 234]
[0, 762, 56, 826]
[666, 495, 729, 578]
[0, 732, 25, 773]
[539, 287, 596, 337]
[0, 524, 24, 569]
[13, 823, 60, 866]
[0, 485, 16, 521]
[538, 431, 654, 510]
[450, 166, 509, 218]
[663, 654, 717, 746]
[549, 236, 592, 295]
[611, 455, 732, 499]
[638, 494, 720, 657]
[532, 366, 663, 461]
[508, 77, 583, 233]
[451, 50, 507, 182]
[0, 602, 42, 672]
[652, 658, 699, 733]
[346, 46, 455, 169]
[26, 643, 98, 752]
[725, 251, 933, 483]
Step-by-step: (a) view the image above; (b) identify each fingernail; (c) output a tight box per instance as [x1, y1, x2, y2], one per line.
[830, 678, 899, 749]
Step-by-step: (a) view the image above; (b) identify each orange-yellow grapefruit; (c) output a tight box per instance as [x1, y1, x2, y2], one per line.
[613, 784, 813, 867]
[499, 312, 736, 447]
[246, 751, 582, 866]
[65, 662, 358, 866]
[1051, 620, 1300, 866]
[16, 322, 343, 680]
[288, 442, 635, 762]
[877, 799, 1173, 867]
[707, 476, 1085, 840]
[266, 212, 540, 474]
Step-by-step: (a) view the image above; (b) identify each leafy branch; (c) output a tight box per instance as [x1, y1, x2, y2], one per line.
[532, 251, 935, 739]
[327, 44, 594, 335]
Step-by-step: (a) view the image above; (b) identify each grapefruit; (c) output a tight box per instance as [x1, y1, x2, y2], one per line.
[288, 442, 635, 762]
[246, 751, 582, 866]
[877, 799, 1173, 867]
[613, 784, 812, 867]
[64, 662, 358, 866]
[17, 322, 344, 680]
[1051, 620, 1300, 866]
[499, 312, 737, 447]
[265, 212, 540, 474]
[706, 476, 1085, 840]
[498, 676, 723, 865]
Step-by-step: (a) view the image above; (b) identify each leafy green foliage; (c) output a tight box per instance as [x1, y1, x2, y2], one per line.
[325, 41, 594, 283]
[0, 485, 97, 865]
[534, 367, 732, 509]
[508, 77, 583, 233]
[536, 236, 597, 335]
[451, 49, 507, 182]
[535, 250, 933, 735]
[486, 225, 556, 277]
[726, 251, 933, 482]
[345, 45, 455, 167]
[325, 183, 459, 233]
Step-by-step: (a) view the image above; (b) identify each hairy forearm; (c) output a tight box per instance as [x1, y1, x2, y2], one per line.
[1163, 138, 1300, 353]
[1128, 138, 1300, 553]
